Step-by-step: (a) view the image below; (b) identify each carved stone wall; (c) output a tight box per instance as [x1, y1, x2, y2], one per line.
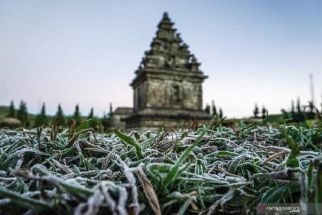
[146, 79, 202, 110]
[134, 81, 148, 111]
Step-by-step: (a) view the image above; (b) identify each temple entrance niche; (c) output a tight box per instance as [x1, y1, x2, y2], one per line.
[172, 85, 181, 104]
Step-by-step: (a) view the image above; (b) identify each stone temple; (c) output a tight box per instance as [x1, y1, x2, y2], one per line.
[113, 12, 210, 129]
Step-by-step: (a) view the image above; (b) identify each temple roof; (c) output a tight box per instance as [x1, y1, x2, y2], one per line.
[137, 12, 202, 73]
[113, 107, 133, 115]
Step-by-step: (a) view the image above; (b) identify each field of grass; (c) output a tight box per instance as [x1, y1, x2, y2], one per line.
[0, 119, 321, 215]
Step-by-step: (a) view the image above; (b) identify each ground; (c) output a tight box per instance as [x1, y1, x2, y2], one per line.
[0, 120, 321, 214]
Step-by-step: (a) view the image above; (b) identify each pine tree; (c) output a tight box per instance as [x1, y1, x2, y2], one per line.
[211, 100, 217, 116]
[17, 101, 28, 127]
[16, 101, 23, 122]
[261, 106, 267, 119]
[219, 108, 223, 118]
[295, 97, 304, 122]
[55, 104, 66, 126]
[35, 103, 48, 127]
[88, 108, 94, 119]
[291, 100, 295, 115]
[253, 104, 259, 118]
[7, 101, 15, 118]
[40, 103, 47, 126]
[73, 104, 81, 126]
[205, 104, 210, 114]
[109, 103, 113, 117]
[296, 97, 302, 113]
[101, 112, 112, 132]
[320, 94, 322, 112]
[40, 103, 46, 116]
[307, 101, 315, 119]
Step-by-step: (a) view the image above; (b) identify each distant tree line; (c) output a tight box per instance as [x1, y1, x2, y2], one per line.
[251, 97, 321, 122]
[205, 100, 223, 118]
[5, 101, 113, 131]
[281, 97, 318, 122]
[253, 104, 268, 119]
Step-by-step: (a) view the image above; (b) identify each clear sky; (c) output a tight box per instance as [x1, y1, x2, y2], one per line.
[0, 0, 321, 118]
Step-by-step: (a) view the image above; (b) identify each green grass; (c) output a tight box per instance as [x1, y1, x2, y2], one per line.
[0, 121, 321, 214]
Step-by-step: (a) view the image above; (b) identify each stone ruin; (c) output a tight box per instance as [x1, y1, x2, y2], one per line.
[113, 12, 210, 129]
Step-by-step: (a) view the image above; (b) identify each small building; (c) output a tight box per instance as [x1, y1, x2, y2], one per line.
[124, 12, 210, 129]
[110, 107, 133, 129]
[0, 117, 21, 128]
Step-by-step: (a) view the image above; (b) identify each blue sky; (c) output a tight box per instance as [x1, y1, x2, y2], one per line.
[0, 0, 321, 118]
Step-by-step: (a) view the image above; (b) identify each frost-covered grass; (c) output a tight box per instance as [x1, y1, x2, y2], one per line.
[0, 122, 321, 214]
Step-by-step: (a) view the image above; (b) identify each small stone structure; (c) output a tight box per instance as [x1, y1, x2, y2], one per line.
[123, 12, 210, 129]
[110, 107, 133, 129]
[0, 117, 21, 128]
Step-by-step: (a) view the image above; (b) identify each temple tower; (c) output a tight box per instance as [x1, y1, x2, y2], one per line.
[124, 12, 210, 128]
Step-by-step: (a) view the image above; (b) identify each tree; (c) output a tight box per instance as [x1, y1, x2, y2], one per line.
[211, 100, 217, 116]
[17, 101, 29, 127]
[88, 108, 94, 119]
[7, 101, 15, 118]
[253, 104, 259, 118]
[218, 108, 223, 118]
[205, 104, 210, 114]
[34, 103, 48, 127]
[297, 97, 304, 121]
[281, 108, 290, 119]
[73, 104, 81, 126]
[307, 101, 315, 119]
[293, 97, 305, 122]
[290, 100, 295, 120]
[101, 112, 112, 132]
[296, 97, 302, 113]
[55, 104, 66, 126]
[261, 106, 267, 119]
[321, 94, 322, 112]
[109, 103, 113, 117]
